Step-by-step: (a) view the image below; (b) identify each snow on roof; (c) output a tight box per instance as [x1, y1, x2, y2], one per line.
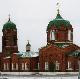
[4, 56, 11, 59]
[19, 51, 39, 58]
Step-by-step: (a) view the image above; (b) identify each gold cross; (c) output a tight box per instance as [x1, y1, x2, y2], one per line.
[56, 0, 60, 14]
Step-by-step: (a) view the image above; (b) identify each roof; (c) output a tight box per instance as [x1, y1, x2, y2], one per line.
[67, 50, 80, 57]
[3, 18, 16, 30]
[40, 44, 80, 57]
[19, 51, 39, 58]
[54, 43, 69, 48]
[47, 13, 72, 30]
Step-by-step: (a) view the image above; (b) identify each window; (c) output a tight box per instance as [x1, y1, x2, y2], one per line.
[3, 63, 6, 70]
[50, 30, 55, 40]
[25, 63, 28, 70]
[38, 62, 39, 70]
[3, 63, 9, 70]
[13, 36, 17, 45]
[16, 63, 18, 70]
[56, 61, 60, 70]
[22, 63, 25, 70]
[7, 63, 9, 70]
[45, 62, 48, 70]
[68, 61, 72, 69]
[12, 63, 18, 70]
[68, 30, 71, 41]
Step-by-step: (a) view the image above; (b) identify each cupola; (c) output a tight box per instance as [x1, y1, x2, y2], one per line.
[26, 40, 31, 52]
[47, 11, 72, 30]
[3, 15, 16, 30]
[47, 9, 73, 45]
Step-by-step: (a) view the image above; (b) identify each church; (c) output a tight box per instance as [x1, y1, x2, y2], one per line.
[0, 8, 80, 72]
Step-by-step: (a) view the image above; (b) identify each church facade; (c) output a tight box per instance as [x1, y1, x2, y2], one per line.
[0, 10, 80, 72]
[39, 11, 80, 72]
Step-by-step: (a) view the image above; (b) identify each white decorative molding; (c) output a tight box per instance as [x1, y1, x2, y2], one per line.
[7, 63, 9, 70]
[45, 62, 48, 70]
[3, 63, 6, 70]
[16, 63, 18, 70]
[68, 30, 71, 41]
[50, 30, 55, 41]
[22, 63, 25, 70]
[56, 61, 60, 70]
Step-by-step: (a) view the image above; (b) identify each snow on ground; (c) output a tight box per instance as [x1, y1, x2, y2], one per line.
[0, 72, 78, 79]
[0, 76, 78, 79]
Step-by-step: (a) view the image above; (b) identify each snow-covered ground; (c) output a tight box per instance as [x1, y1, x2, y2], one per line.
[0, 72, 78, 79]
[0, 76, 78, 79]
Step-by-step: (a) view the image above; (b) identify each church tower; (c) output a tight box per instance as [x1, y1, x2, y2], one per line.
[26, 41, 31, 52]
[2, 16, 18, 56]
[47, 9, 73, 47]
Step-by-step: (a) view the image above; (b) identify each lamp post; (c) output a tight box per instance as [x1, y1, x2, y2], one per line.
[78, 61, 80, 79]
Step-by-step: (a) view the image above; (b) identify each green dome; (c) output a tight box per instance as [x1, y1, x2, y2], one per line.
[3, 19, 16, 30]
[47, 13, 71, 30]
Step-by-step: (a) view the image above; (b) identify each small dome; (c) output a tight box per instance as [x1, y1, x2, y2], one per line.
[47, 13, 72, 30]
[26, 41, 31, 46]
[3, 18, 16, 30]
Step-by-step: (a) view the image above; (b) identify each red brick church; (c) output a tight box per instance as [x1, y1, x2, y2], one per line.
[0, 10, 80, 72]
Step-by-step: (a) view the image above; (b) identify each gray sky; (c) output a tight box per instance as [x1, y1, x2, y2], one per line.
[0, 0, 80, 52]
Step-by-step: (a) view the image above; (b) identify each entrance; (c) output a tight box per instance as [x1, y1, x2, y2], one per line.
[49, 62, 55, 72]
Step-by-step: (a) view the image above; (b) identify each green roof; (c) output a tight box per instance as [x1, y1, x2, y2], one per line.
[3, 18, 16, 30]
[47, 13, 71, 30]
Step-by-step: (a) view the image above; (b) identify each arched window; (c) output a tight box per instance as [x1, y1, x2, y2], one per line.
[45, 62, 48, 70]
[12, 63, 18, 70]
[3, 63, 6, 70]
[68, 61, 72, 70]
[68, 30, 72, 41]
[50, 30, 55, 40]
[22, 63, 25, 70]
[55, 61, 60, 70]
[4, 63, 9, 70]
[38, 62, 39, 70]
[25, 63, 28, 70]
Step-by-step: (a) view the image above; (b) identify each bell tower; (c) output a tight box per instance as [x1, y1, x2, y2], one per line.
[2, 15, 18, 56]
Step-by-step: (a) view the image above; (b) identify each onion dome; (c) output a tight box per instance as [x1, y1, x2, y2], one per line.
[3, 16, 16, 30]
[47, 12, 72, 30]
[26, 41, 31, 46]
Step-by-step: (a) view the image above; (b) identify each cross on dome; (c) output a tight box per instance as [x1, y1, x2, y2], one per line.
[8, 14, 11, 22]
[56, 0, 61, 14]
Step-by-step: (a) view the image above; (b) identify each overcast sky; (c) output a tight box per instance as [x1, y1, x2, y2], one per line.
[0, 0, 80, 52]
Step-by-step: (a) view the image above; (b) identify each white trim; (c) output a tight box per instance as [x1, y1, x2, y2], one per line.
[68, 61, 72, 70]
[3, 63, 6, 70]
[68, 30, 71, 41]
[45, 62, 48, 70]
[66, 68, 73, 70]
[38, 62, 39, 70]
[16, 63, 18, 70]
[50, 30, 55, 41]
[54, 42, 73, 43]
[22, 63, 24, 70]
[7, 63, 9, 70]
[52, 30, 55, 40]
[56, 61, 60, 70]
[12, 63, 14, 70]
[50, 30, 52, 40]
[25, 63, 28, 70]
